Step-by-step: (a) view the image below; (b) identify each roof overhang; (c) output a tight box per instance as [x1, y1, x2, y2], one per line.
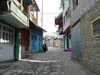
[30, 25, 46, 32]
[64, 26, 70, 33]
[29, 20, 37, 29]
[31, 0, 40, 11]
[36, 26, 46, 32]
[55, 12, 63, 25]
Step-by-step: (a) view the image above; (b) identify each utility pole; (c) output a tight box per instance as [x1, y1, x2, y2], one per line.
[41, 0, 43, 28]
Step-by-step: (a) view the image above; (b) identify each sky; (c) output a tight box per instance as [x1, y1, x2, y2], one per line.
[35, 0, 62, 36]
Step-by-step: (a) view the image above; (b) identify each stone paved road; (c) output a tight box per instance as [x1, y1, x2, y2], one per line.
[1, 47, 97, 75]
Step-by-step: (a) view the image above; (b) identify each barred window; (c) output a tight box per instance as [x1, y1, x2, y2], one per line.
[0, 32, 1, 44]
[92, 17, 100, 37]
[0, 25, 1, 29]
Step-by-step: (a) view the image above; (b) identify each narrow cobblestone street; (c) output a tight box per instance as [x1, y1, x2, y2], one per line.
[0, 47, 97, 75]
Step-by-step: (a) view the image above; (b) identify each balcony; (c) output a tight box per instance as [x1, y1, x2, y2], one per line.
[58, 27, 64, 35]
[29, 12, 37, 26]
[0, 0, 29, 28]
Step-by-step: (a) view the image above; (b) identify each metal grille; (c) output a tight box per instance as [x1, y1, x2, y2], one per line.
[93, 19, 100, 35]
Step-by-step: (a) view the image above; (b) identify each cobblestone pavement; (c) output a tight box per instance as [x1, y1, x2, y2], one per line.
[0, 47, 97, 75]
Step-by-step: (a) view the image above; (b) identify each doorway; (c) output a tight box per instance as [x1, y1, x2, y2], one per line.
[72, 22, 81, 59]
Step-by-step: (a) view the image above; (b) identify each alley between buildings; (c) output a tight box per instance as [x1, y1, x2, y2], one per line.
[0, 47, 96, 75]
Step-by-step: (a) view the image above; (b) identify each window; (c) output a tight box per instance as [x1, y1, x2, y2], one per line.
[0, 32, 1, 44]
[10, 29, 13, 33]
[3, 32, 5, 44]
[6, 33, 9, 45]
[91, 17, 100, 37]
[0, 25, 1, 29]
[17, 0, 21, 3]
[3, 26, 5, 30]
[0, 24, 14, 45]
[12, 35, 13, 45]
[0, 24, 2, 44]
[9, 34, 11, 45]
[73, 0, 78, 10]
[5, 27, 9, 32]
[0, 25, 1, 41]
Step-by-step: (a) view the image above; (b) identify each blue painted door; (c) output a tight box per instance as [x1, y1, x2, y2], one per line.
[61, 38, 64, 48]
[72, 22, 81, 59]
[31, 31, 38, 51]
[77, 22, 81, 57]
[37, 32, 39, 50]
[31, 30, 43, 52]
[64, 35, 67, 50]
[39, 33, 43, 51]
[72, 26, 77, 58]
[69, 38, 71, 52]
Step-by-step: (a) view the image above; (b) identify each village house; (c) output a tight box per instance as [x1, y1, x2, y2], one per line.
[55, 12, 64, 49]
[57, 0, 71, 51]
[0, 0, 44, 62]
[60, 0, 100, 74]
[0, 0, 31, 62]
[70, 0, 100, 74]
[29, 0, 44, 52]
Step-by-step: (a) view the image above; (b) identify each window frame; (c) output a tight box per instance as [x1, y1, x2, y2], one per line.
[73, 0, 78, 10]
[0, 24, 2, 44]
[0, 23, 14, 45]
[91, 16, 100, 38]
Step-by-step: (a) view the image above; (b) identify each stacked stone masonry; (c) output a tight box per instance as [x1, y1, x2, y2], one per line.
[80, 1, 100, 75]
[70, 0, 100, 25]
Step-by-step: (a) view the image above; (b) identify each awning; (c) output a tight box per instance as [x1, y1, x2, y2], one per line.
[29, 21, 46, 32]
[34, 26, 46, 32]
[29, 20, 37, 29]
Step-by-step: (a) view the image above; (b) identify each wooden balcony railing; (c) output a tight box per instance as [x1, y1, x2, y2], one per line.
[29, 12, 37, 26]
[9, 0, 29, 26]
[13, 0, 28, 16]
[13, 0, 24, 10]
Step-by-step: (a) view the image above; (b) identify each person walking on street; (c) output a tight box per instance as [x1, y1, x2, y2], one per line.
[42, 43, 48, 53]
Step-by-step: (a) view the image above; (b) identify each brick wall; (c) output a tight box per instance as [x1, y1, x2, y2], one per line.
[80, 1, 100, 75]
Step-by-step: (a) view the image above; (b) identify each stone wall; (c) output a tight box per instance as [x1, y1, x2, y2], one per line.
[70, 0, 99, 25]
[80, 1, 100, 75]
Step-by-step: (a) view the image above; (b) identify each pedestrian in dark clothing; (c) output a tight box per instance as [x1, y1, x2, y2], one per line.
[42, 43, 48, 53]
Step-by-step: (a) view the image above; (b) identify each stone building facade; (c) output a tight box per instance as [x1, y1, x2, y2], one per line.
[70, 0, 100, 74]
[80, 1, 100, 74]
[70, 0, 100, 25]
